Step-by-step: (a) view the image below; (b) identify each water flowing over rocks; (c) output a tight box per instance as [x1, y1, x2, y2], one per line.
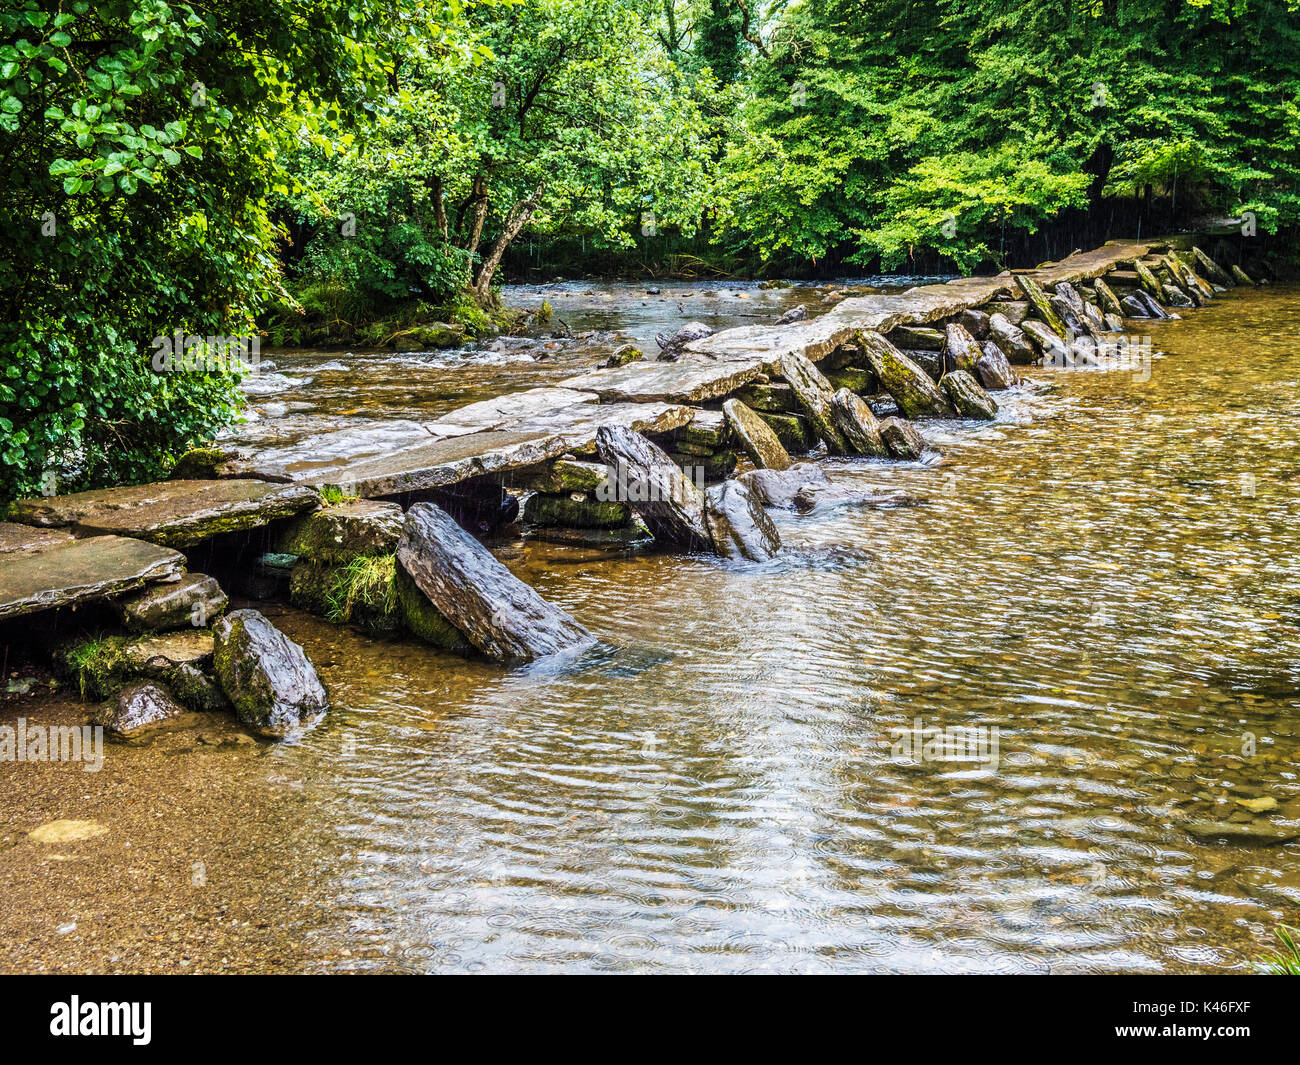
[940, 370, 999, 420]
[396, 502, 594, 661]
[212, 609, 330, 739]
[738, 463, 828, 508]
[879, 417, 927, 459]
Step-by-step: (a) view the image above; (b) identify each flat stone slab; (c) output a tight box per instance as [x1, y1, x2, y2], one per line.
[0, 535, 185, 620]
[0, 522, 73, 555]
[8, 479, 320, 547]
[312, 429, 572, 497]
[560, 358, 768, 404]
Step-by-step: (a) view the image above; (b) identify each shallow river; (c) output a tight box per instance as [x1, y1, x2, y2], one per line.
[5, 283, 1300, 974]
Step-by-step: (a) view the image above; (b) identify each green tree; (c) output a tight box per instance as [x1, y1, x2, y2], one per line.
[0, 0, 436, 498]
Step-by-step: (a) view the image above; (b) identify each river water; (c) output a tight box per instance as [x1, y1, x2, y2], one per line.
[5, 282, 1299, 974]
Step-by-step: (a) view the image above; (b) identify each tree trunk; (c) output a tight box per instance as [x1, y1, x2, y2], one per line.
[471, 181, 546, 304]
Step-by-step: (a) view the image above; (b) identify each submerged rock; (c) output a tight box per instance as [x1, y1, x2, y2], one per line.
[94, 681, 190, 736]
[1162, 282, 1194, 308]
[879, 417, 926, 460]
[1231, 264, 1255, 285]
[117, 572, 227, 632]
[604, 344, 644, 368]
[739, 463, 828, 508]
[988, 313, 1036, 364]
[829, 388, 888, 457]
[703, 480, 781, 561]
[856, 331, 953, 419]
[723, 399, 792, 471]
[775, 305, 808, 325]
[940, 370, 998, 420]
[212, 609, 329, 738]
[397, 502, 593, 661]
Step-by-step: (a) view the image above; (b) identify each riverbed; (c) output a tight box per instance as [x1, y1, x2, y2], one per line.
[3, 283, 1298, 973]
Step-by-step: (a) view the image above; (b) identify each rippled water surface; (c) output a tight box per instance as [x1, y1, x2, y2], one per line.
[235, 283, 1299, 974]
[15, 284, 1300, 975]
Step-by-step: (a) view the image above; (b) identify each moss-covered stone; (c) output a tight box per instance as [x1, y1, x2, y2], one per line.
[394, 566, 472, 652]
[669, 449, 737, 482]
[825, 365, 878, 395]
[756, 411, 814, 452]
[58, 631, 215, 700]
[279, 500, 404, 563]
[523, 492, 632, 528]
[1014, 275, 1070, 339]
[735, 383, 799, 413]
[290, 556, 402, 637]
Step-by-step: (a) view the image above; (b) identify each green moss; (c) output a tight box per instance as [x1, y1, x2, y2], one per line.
[60, 636, 130, 700]
[394, 566, 472, 652]
[535, 299, 553, 324]
[169, 446, 225, 480]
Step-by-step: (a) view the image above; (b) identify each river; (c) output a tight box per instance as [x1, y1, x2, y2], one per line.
[3, 282, 1298, 974]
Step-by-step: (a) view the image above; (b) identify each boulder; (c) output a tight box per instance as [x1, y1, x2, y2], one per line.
[676, 408, 730, 448]
[593, 425, 713, 549]
[1052, 281, 1087, 319]
[775, 305, 808, 325]
[905, 349, 946, 381]
[1231, 264, 1255, 285]
[703, 480, 781, 561]
[739, 463, 828, 508]
[94, 681, 190, 736]
[856, 331, 953, 419]
[117, 572, 227, 632]
[655, 321, 713, 360]
[735, 382, 799, 413]
[829, 388, 888, 457]
[1162, 282, 1194, 309]
[1133, 259, 1164, 297]
[880, 417, 926, 460]
[1193, 246, 1233, 286]
[604, 344, 644, 368]
[940, 370, 998, 420]
[60, 630, 216, 700]
[944, 323, 984, 373]
[1022, 319, 1069, 361]
[723, 399, 792, 471]
[1082, 300, 1109, 333]
[1048, 293, 1089, 340]
[212, 609, 329, 738]
[280, 500, 404, 563]
[396, 503, 594, 661]
[393, 566, 473, 652]
[1104, 312, 1125, 332]
[168, 663, 231, 714]
[975, 343, 1018, 390]
[1014, 275, 1069, 338]
[1093, 277, 1125, 318]
[982, 300, 1030, 325]
[792, 483, 915, 512]
[777, 351, 848, 453]
[824, 365, 878, 394]
[988, 313, 1036, 364]
[956, 308, 990, 339]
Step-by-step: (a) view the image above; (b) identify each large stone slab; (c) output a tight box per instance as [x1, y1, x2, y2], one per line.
[396, 502, 594, 662]
[778, 351, 847, 453]
[560, 358, 766, 404]
[0, 535, 185, 620]
[8, 479, 320, 547]
[593, 425, 712, 550]
[856, 331, 953, 419]
[0, 522, 73, 555]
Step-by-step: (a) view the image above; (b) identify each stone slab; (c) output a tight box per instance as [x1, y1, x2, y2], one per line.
[0, 535, 185, 620]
